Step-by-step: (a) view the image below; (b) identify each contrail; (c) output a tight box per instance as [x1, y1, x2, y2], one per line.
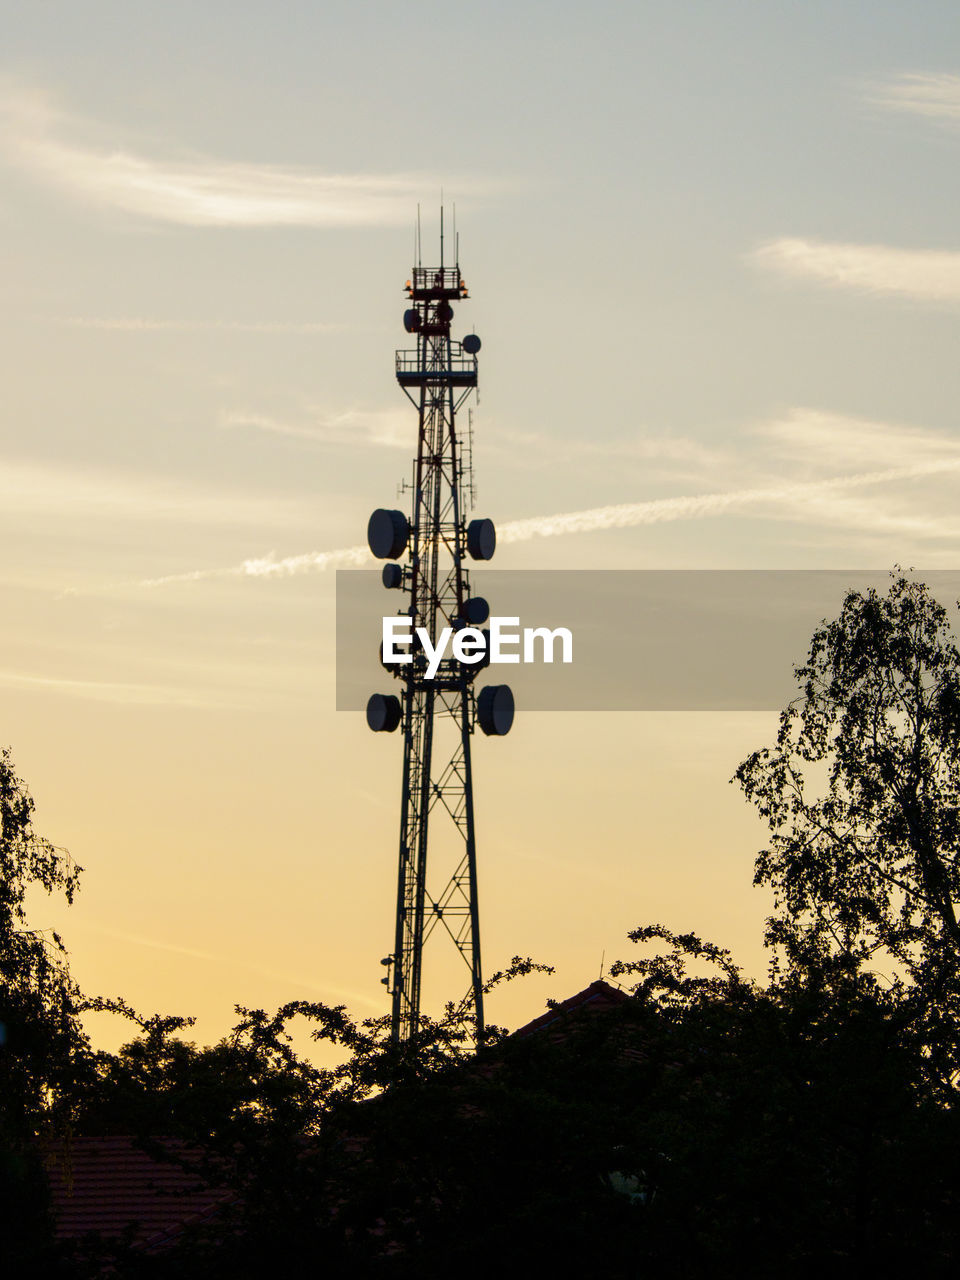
[140, 544, 371, 586]
[73, 920, 381, 1008]
[498, 459, 960, 539]
[137, 459, 960, 588]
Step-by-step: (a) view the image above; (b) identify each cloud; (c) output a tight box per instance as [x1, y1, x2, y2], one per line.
[139, 544, 371, 587]
[751, 236, 960, 301]
[753, 408, 960, 473]
[497, 458, 960, 542]
[486, 426, 723, 471]
[134, 446, 960, 587]
[0, 668, 243, 709]
[866, 72, 960, 124]
[0, 87, 471, 227]
[74, 921, 380, 1007]
[220, 407, 411, 449]
[777, 488, 960, 542]
[58, 316, 348, 333]
[222, 411, 714, 465]
[0, 457, 309, 527]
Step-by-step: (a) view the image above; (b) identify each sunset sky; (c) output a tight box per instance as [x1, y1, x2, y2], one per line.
[5, 1, 960, 1049]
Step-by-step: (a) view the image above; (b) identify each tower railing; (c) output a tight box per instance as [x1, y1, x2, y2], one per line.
[395, 348, 478, 386]
[410, 266, 464, 298]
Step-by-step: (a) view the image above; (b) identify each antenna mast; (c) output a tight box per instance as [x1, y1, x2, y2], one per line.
[365, 217, 512, 1047]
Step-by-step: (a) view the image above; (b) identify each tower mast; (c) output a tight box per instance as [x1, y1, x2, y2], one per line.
[366, 235, 513, 1046]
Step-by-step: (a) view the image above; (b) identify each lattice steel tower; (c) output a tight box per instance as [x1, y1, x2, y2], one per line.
[365, 225, 514, 1046]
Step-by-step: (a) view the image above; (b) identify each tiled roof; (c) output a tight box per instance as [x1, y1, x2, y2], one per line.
[43, 1135, 231, 1253]
[42, 984, 631, 1256]
[511, 979, 630, 1040]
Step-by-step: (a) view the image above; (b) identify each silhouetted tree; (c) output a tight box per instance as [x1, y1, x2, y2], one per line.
[604, 926, 960, 1276]
[27, 575, 960, 1274]
[0, 747, 86, 1264]
[65, 960, 554, 1275]
[735, 574, 960, 1092]
[120, 928, 955, 1279]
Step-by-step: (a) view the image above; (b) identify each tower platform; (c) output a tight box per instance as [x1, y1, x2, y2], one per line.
[395, 349, 478, 387]
[408, 265, 468, 300]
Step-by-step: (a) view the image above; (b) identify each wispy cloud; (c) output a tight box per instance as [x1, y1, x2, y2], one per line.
[866, 71, 960, 124]
[222, 411, 714, 464]
[777, 488, 960, 542]
[0, 457, 309, 527]
[753, 73, 960, 302]
[0, 87, 473, 227]
[753, 408, 960, 473]
[497, 458, 960, 542]
[58, 316, 349, 333]
[485, 426, 723, 472]
[751, 237, 960, 301]
[220, 407, 410, 449]
[75, 921, 380, 1007]
[135, 446, 960, 587]
[0, 668, 244, 709]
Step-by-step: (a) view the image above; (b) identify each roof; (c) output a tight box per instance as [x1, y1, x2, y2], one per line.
[511, 979, 630, 1040]
[41, 983, 633, 1257]
[43, 1135, 231, 1254]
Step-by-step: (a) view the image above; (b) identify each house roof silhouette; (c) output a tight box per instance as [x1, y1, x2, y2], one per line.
[43, 1134, 231, 1255]
[44, 981, 632, 1256]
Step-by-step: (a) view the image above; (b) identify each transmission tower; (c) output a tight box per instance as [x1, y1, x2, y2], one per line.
[365, 225, 514, 1047]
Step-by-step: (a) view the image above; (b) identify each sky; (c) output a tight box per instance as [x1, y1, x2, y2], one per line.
[4, 0, 960, 1050]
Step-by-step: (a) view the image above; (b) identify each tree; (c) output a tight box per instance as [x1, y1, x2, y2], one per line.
[146, 928, 960, 1277]
[0, 747, 87, 1264]
[734, 574, 960, 1090]
[1, 747, 87, 1119]
[606, 926, 960, 1274]
[64, 958, 554, 1276]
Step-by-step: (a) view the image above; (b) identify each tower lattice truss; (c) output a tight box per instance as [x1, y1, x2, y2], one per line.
[365, 254, 514, 1046]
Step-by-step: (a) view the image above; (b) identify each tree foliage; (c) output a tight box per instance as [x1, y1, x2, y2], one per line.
[105, 929, 956, 1279]
[0, 748, 87, 1264]
[735, 574, 960, 1089]
[0, 747, 87, 1125]
[10, 574, 960, 1272]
